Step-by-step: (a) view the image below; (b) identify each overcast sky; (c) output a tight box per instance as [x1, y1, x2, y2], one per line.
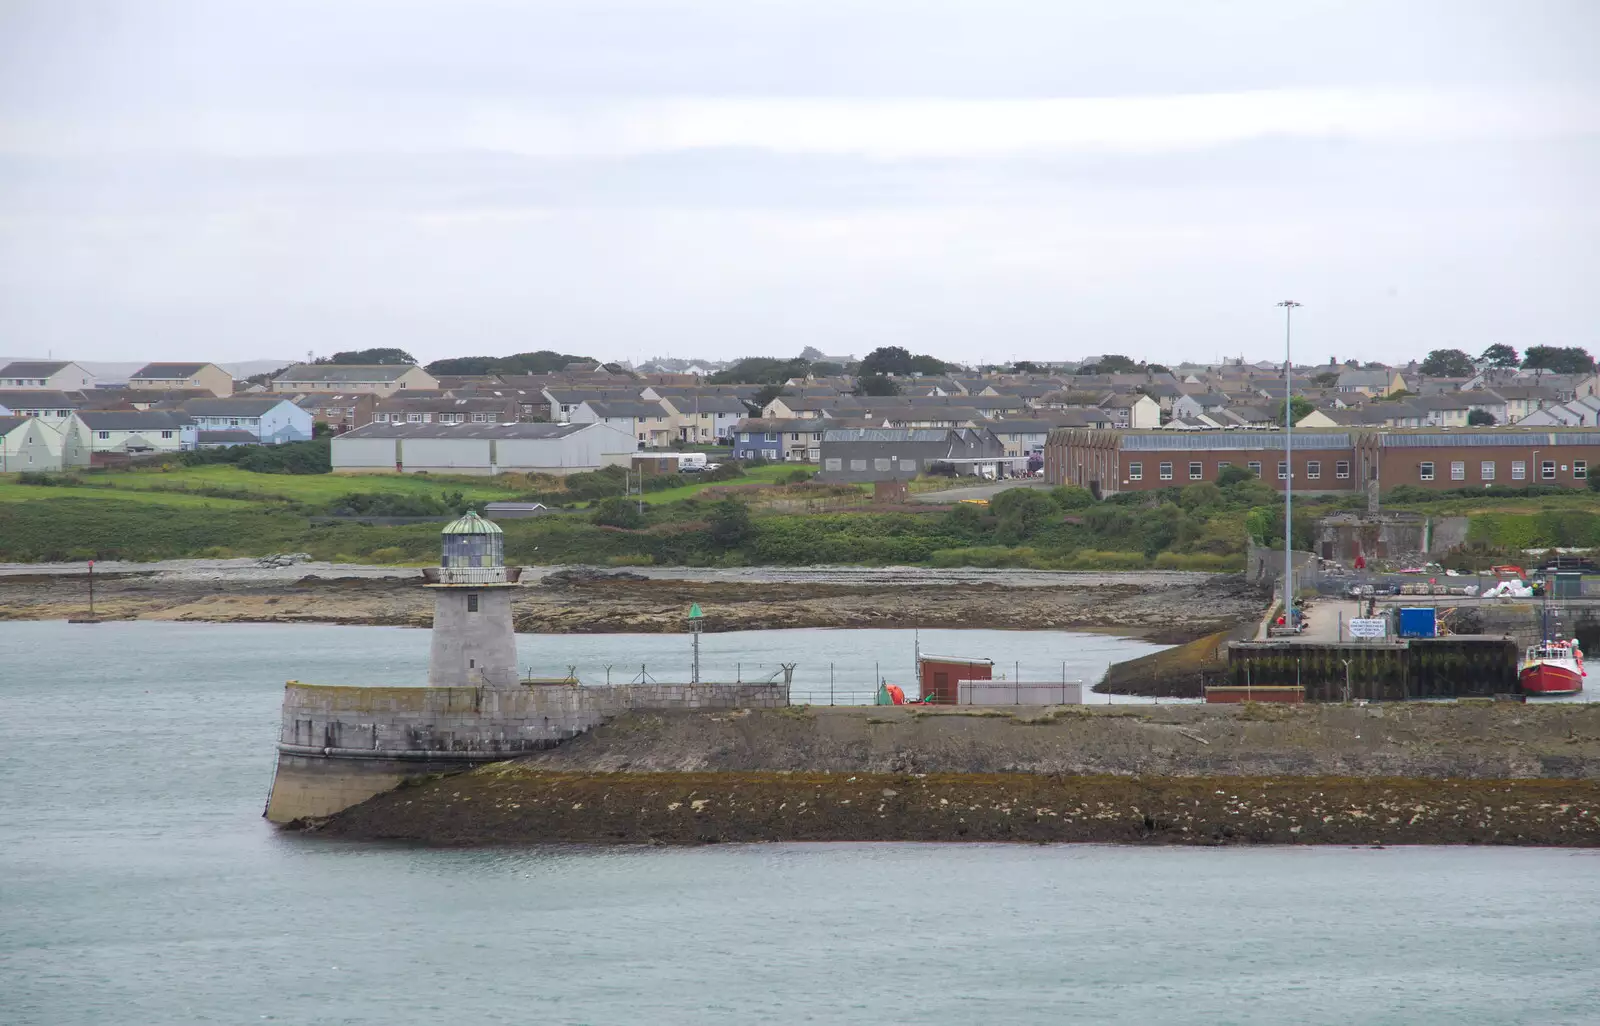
[1, 0, 1595, 368]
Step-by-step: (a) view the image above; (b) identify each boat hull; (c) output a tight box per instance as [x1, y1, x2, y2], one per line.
[1519, 661, 1584, 696]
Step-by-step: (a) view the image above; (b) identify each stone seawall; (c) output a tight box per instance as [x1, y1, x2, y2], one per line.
[306, 703, 1600, 846]
[264, 680, 788, 823]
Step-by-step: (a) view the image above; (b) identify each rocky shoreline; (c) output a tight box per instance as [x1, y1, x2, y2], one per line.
[0, 564, 1263, 641]
[304, 704, 1600, 847]
[314, 770, 1600, 847]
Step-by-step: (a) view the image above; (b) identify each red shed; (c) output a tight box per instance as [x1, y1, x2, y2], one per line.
[918, 654, 993, 704]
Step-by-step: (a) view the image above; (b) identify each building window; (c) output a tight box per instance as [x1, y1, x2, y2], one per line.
[1158, 462, 1173, 481]
[1450, 461, 1465, 481]
[899, 459, 916, 471]
[765, 432, 778, 441]
[98, 430, 109, 439]
[1481, 461, 1495, 481]
[1419, 461, 1435, 481]
[1576, 461, 1588, 480]
[1512, 461, 1526, 480]
[1306, 461, 1320, 480]
[161, 430, 173, 439]
[1188, 462, 1203, 480]
[466, 594, 479, 613]
[1217, 461, 1230, 470]
[874, 458, 891, 471]
[1542, 460, 1556, 480]
[824, 458, 842, 471]
[1128, 462, 1143, 481]
[1277, 461, 1288, 480]
[1248, 461, 1262, 476]
[849, 459, 867, 471]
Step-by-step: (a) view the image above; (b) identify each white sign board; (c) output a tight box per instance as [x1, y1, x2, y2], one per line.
[1347, 618, 1388, 639]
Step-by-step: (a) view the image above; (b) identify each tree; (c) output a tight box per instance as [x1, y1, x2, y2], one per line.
[1145, 364, 1171, 376]
[1522, 346, 1595, 375]
[1088, 354, 1140, 373]
[1480, 343, 1519, 368]
[800, 346, 826, 361]
[808, 361, 846, 377]
[1217, 465, 1256, 489]
[1418, 348, 1475, 378]
[1467, 409, 1497, 427]
[590, 496, 644, 529]
[855, 373, 901, 396]
[752, 384, 788, 409]
[320, 348, 416, 365]
[1310, 370, 1339, 388]
[425, 351, 595, 376]
[706, 498, 753, 549]
[708, 356, 810, 385]
[1274, 396, 1316, 427]
[990, 488, 1058, 544]
[858, 346, 914, 377]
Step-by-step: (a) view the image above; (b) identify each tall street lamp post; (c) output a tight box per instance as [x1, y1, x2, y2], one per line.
[1278, 300, 1302, 622]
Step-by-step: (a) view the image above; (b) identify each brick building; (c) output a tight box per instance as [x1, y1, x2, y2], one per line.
[1045, 428, 1600, 496]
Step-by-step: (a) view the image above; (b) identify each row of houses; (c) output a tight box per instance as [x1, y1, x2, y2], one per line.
[1045, 427, 1600, 496]
[0, 396, 316, 470]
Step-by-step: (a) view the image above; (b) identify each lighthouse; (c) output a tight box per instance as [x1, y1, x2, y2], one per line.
[425, 510, 520, 687]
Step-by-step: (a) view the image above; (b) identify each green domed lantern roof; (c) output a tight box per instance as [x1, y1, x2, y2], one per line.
[441, 510, 503, 536]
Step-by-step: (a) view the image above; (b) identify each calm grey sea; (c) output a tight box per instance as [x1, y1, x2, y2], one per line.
[2, 621, 1597, 1026]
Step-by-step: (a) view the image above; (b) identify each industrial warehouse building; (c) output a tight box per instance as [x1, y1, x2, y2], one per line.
[331, 421, 634, 476]
[1044, 428, 1600, 496]
[817, 427, 1006, 483]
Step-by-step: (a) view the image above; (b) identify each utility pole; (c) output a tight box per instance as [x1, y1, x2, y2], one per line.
[1278, 300, 1301, 623]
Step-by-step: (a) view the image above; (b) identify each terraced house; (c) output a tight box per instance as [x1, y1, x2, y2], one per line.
[271, 363, 438, 396]
[169, 397, 314, 446]
[128, 362, 234, 397]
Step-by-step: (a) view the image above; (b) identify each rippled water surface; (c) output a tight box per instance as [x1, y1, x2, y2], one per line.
[2, 621, 1596, 1025]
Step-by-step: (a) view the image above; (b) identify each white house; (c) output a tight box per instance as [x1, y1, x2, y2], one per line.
[1100, 393, 1161, 429]
[570, 399, 669, 448]
[174, 397, 314, 445]
[73, 411, 197, 457]
[331, 422, 635, 476]
[0, 416, 65, 471]
[0, 361, 94, 391]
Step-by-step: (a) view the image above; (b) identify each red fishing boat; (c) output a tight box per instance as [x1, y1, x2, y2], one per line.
[1518, 639, 1585, 696]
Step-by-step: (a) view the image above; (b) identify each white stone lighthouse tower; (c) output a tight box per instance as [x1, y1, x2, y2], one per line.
[425, 511, 520, 688]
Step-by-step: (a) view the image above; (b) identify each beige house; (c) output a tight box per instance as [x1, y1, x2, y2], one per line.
[128, 362, 234, 398]
[271, 363, 438, 396]
[0, 360, 95, 391]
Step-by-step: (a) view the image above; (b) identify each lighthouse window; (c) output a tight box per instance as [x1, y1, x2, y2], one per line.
[467, 594, 479, 613]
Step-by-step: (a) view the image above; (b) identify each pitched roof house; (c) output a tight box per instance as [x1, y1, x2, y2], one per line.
[0, 360, 94, 391]
[271, 363, 438, 396]
[129, 362, 233, 397]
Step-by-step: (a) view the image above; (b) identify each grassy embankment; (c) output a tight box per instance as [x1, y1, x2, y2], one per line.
[6, 458, 1600, 568]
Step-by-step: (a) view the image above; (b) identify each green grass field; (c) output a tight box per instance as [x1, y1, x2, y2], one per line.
[632, 464, 807, 505]
[0, 482, 258, 509]
[43, 466, 526, 504]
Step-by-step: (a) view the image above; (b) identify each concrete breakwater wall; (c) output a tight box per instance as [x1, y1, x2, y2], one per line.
[309, 703, 1600, 846]
[265, 681, 788, 823]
